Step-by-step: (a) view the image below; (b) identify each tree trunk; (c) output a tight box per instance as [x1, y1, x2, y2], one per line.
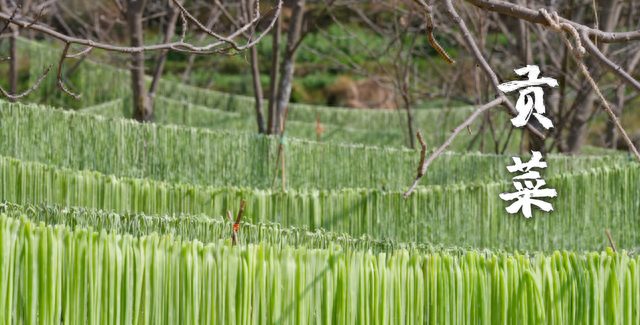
[274, 0, 305, 135]
[605, 85, 625, 149]
[8, 32, 17, 103]
[0, 0, 18, 103]
[402, 90, 415, 149]
[605, 38, 640, 149]
[248, 0, 266, 133]
[267, 11, 282, 134]
[563, 0, 621, 154]
[515, 0, 532, 66]
[125, 0, 152, 122]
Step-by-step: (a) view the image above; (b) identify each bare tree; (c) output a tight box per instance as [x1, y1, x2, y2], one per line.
[123, 0, 153, 121]
[266, 9, 281, 134]
[246, 0, 266, 133]
[273, 0, 306, 135]
[404, 0, 640, 198]
[0, 3, 51, 100]
[0, 0, 283, 120]
[222, 0, 269, 133]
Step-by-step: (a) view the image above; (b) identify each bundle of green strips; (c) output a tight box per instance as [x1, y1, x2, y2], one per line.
[1, 101, 631, 191]
[1, 154, 638, 251]
[0, 212, 638, 325]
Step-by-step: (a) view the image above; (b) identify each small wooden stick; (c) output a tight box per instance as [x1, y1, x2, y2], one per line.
[629, 247, 640, 256]
[229, 199, 246, 246]
[232, 199, 246, 245]
[235, 199, 246, 225]
[606, 230, 617, 252]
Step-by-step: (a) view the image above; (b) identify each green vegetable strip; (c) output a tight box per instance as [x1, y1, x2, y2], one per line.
[0, 214, 639, 325]
[0, 102, 631, 192]
[0, 152, 639, 251]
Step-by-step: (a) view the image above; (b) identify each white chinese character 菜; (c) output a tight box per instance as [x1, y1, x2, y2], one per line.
[497, 65, 558, 129]
[499, 151, 557, 218]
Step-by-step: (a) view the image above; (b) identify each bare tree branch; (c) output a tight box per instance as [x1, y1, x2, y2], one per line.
[404, 97, 504, 199]
[538, 9, 640, 162]
[413, 0, 455, 65]
[0, 0, 283, 55]
[442, 0, 546, 141]
[464, 0, 640, 43]
[57, 43, 82, 99]
[0, 0, 283, 102]
[580, 30, 640, 95]
[0, 5, 53, 100]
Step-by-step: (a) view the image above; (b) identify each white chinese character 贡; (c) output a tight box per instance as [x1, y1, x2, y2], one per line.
[497, 65, 558, 129]
[499, 150, 557, 218]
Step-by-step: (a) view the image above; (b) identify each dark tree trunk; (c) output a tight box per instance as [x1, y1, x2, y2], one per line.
[274, 0, 305, 135]
[604, 40, 640, 149]
[248, 0, 265, 133]
[8, 32, 17, 103]
[0, 0, 18, 103]
[515, 0, 532, 66]
[563, 0, 621, 154]
[125, 0, 152, 122]
[267, 11, 282, 134]
[605, 86, 625, 149]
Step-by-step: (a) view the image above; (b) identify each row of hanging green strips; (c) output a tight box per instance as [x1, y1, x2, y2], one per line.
[1, 100, 631, 192]
[78, 96, 524, 151]
[0, 154, 638, 252]
[78, 97, 409, 148]
[0, 202, 498, 254]
[0, 212, 638, 325]
[20, 37, 523, 151]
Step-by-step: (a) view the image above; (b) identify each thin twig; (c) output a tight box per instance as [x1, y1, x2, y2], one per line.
[57, 43, 82, 99]
[230, 199, 246, 246]
[0, 5, 20, 36]
[605, 230, 617, 252]
[25, 6, 46, 28]
[170, 0, 282, 52]
[629, 247, 640, 256]
[179, 12, 187, 43]
[66, 46, 93, 58]
[404, 97, 504, 198]
[0, 64, 52, 99]
[413, 0, 455, 65]
[580, 29, 640, 95]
